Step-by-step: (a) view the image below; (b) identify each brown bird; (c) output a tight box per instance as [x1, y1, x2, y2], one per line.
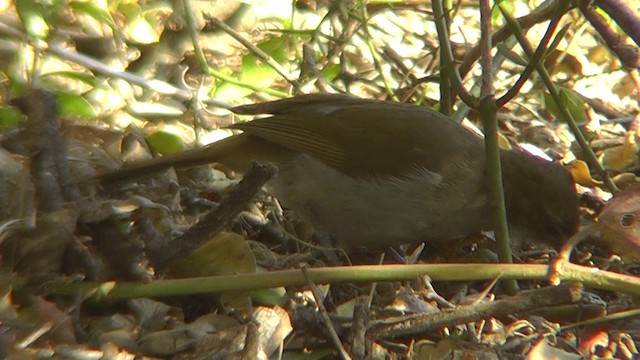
[98, 94, 579, 252]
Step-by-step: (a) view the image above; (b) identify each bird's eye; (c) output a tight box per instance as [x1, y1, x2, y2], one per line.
[620, 213, 635, 228]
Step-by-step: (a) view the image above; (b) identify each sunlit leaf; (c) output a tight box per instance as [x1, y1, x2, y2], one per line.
[492, 0, 517, 25]
[128, 101, 185, 117]
[140, 0, 173, 30]
[240, 37, 288, 87]
[127, 17, 159, 44]
[214, 37, 289, 100]
[57, 92, 97, 119]
[214, 81, 253, 101]
[119, 2, 160, 44]
[42, 71, 98, 87]
[146, 131, 184, 155]
[321, 63, 341, 82]
[16, 0, 50, 39]
[70, 0, 115, 27]
[567, 160, 601, 187]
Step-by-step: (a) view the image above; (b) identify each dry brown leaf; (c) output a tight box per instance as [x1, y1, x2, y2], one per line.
[599, 131, 638, 171]
[567, 160, 602, 187]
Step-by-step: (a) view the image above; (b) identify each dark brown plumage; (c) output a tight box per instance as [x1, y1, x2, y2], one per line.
[99, 94, 579, 251]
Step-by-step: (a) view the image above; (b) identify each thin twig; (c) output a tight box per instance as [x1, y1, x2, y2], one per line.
[302, 266, 352, 360]
[432, 0, 477, 108]
[496, 3, 568, 107]
[502, 5, 618, 193]
[208, 17, 303, 93]
[458, 0, 566, 79]
[367, 282, 584, 340]
[149, 161, 277, 274]
[0, 21, 193, 100]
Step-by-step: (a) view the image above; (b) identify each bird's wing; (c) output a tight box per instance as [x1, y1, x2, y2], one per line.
[230, 95, 483, 178]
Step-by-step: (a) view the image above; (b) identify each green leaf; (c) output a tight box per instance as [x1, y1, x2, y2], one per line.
[117, 2, 158, 44]
[497, 44, 528, 67]
[57, 92, 97, 119]
[127, 16, 159, 44]
[0, 106, 25, 128]
[42, 71, 98, 87]
[321, 63, 341, 82]
[146, 131, 184, 155]
[492, 0, 527, 25]
[240, 37, 287, 87]
[214, 37, 289, 100]
[545, 23, 571, 59]
[213, 82, 254, 102]
[251, 286, 287, 306]
[543, 86, 587, 124]
[492, 0, 513, 25]
[15, 0, 50, 39]
[70, 1, 115, 27]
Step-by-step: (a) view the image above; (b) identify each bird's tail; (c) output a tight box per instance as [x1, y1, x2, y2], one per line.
[96, 135, 241, 184]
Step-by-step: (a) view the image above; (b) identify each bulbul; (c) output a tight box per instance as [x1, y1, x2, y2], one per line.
[99, 94, 579, 251]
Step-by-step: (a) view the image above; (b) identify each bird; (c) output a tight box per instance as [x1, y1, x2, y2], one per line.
[98, 93, 580, 252]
